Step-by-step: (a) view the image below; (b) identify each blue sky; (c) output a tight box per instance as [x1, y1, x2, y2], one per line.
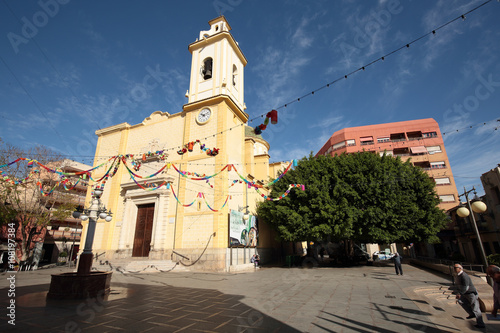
[0, 0, 499, 195]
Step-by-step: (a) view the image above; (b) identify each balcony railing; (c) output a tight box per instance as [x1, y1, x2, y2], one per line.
[46, 229, 81, 241]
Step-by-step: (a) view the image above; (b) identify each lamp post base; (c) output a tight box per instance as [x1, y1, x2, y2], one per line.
[77, 252, 93, 275]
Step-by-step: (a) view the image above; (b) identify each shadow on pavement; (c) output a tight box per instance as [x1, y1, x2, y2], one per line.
[387, 305, 431, 315]
[320, 306, 458, 333]
[401, 297, 429, 304]
[0, 283, 300, 332]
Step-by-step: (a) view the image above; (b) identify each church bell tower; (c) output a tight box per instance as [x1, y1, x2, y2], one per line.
[184, 16, 248, 120]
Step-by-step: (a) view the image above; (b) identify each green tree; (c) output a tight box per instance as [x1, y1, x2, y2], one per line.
[257, 152, 448, 245]
[0, 139, 77, 264]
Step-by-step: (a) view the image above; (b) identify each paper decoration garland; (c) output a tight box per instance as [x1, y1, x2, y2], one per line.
[171, 163, 230, 181]
[62, 178, 84, 191]
[205, 178, 243, 189]
[177, 140, 220, 156]
[201, 192, 230, 212]
[126, 150, 168, 171]
[1, 155, 303, 204]
[36, 181, 59, 197]
[254, 109, 278, 135]
[169, 186, 230, 211]
[231, 161, 295, 189]
[0, 168, 39, 185]
[122, 156, 170, 179]
[254, 184, 305, 201]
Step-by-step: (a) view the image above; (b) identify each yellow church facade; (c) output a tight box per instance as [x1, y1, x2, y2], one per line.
[80, 17, 277, 271]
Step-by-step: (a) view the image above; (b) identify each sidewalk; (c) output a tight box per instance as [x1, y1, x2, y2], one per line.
[1, 263, 499, 332]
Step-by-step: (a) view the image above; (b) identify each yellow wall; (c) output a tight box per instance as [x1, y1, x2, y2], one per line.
[79, 17, 274, 271]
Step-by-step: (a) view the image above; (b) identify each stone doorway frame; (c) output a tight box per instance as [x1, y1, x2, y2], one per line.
[118, 176, 174, 257]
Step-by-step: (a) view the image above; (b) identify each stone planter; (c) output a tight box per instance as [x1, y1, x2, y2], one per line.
[47, 271, 112, 300]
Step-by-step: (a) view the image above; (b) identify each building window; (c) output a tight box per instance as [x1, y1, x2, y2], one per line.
[232, 64, 238, 86]
[434, 177, 451, 185]
[360, 136, 374, 145]
[426, 145, 442, 154]
[439, 194, 455, 203]
[202, 57, 213, 80]
[390, 133, 406, 142]
[407, 131, 423, 140]
[491, 186, 500, 205]
[346, 139, 356, 146]
[393, 147, 409, 156]
[430, 161, 446, 169]
[422, 131, 437, 138]
[377, 137, 390, 143]
[379, 150, 393, 157]
[333, 141, 346, 150]
[410, 146, 427, 155]
[414, 161, 431, 169]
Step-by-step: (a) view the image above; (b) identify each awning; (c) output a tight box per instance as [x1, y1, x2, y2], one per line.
[360, 136, 373, 142]
[410, 146, 427, 154]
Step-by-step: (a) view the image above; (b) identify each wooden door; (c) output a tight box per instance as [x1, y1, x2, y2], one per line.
[132, 203, 155, 257]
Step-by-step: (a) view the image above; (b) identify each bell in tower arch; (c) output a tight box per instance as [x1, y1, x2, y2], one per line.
[202, 58, 213, 80]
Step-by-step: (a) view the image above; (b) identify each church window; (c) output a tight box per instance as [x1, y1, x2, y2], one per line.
[232, 64, 238, 86]
[202, 57, 213, 80]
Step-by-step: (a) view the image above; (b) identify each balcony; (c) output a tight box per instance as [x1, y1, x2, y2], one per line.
[422, 132, 438, 138]
[390, 133, 406, 142]
[407, 131, 423, 141]
[393, 147, 410, 156]
[414, 161, 431, 170]
[45, 229, 81, 241]
[49, 191, 86, 206]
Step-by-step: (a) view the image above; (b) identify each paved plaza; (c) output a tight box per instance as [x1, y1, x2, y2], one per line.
[1, 263, 500, 332]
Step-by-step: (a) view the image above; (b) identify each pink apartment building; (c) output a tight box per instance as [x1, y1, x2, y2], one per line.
[316, 118, 459, 212]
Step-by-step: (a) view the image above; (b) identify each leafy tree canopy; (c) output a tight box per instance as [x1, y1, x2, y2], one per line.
[257, 152, 448, 244]
[1, 138, 77, 262]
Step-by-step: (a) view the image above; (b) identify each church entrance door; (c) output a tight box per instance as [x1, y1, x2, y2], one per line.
[132, 203, 155, 257]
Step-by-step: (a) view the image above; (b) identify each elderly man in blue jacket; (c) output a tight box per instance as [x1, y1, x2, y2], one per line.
[454, 264, 485, 328]
[487, 265, 500, 318]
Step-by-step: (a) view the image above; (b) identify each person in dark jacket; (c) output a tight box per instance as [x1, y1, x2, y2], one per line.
[487, 265, 500, 318]
[392, 252, 403, 275]
[454, 264, 485, 328]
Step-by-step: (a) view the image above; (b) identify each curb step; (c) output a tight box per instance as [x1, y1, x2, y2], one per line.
[93, 259, 185, 273]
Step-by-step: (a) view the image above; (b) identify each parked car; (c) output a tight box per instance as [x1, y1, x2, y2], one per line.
[372, 251, 395, 261]
[353, 245, 370, 262]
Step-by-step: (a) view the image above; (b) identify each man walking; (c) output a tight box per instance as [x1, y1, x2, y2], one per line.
[486, 265, 500, 318]
[454, 264, 485, 328]
[393, 252, 403, 275]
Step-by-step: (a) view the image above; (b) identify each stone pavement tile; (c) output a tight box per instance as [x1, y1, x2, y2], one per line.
[4, 265, 500, 332]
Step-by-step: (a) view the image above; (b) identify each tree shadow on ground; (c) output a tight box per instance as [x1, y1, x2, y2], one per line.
[320, 311, 455, 333]
[0, 283, 300, 332]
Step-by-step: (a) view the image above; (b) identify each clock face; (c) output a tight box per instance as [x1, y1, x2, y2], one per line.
[197, 108, 212, 124]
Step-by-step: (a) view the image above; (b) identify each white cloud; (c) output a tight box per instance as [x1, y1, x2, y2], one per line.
[270, 146, 310, 163]
[250, 14, 317, 114]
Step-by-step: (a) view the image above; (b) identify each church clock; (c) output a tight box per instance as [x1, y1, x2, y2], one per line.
[196, 108, 212, 124]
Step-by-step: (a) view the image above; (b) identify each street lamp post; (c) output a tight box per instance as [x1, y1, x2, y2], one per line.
[456, 186, 488, 273]
[47, 187, 113, 300]
[73, 188, 112, 275]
